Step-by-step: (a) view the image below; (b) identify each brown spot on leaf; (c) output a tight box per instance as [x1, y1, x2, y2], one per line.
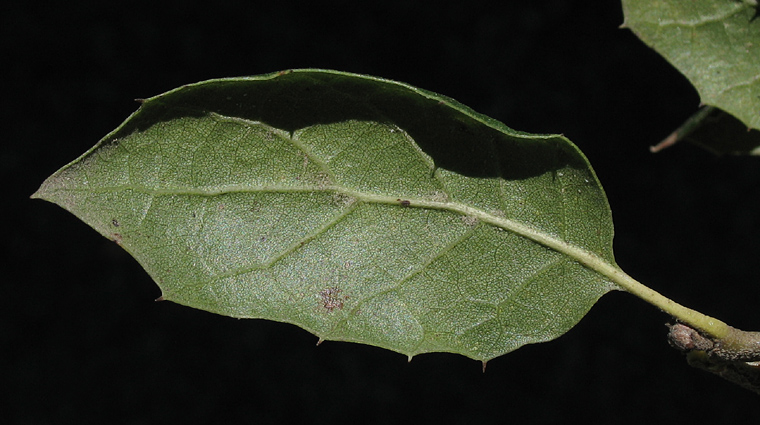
[319, 287, 347, 312]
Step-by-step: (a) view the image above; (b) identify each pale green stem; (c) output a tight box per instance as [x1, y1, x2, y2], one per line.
[574, 255, 731, 339]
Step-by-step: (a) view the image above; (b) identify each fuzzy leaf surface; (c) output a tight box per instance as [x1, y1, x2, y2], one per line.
[622, 0, 760, 130]
[33, 70, 619, 361]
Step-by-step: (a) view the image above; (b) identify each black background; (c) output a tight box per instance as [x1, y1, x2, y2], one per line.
[6, 1, 760, 423]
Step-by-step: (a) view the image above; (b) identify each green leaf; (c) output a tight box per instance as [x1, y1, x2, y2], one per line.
[621, 0, 760, 131]
[33, 69, 619, 361]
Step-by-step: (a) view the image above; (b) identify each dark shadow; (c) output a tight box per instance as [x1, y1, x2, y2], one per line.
[686, 108, 760, 155]
[114, 70, 583, 180]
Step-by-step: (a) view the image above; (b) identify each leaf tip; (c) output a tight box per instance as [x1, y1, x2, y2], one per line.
[481, 361, 488, 373]
[407, 355, 414, 363]
[30, 181, 52, 201]
[155, 295, 165, 302]
[316, 337, 325, 346]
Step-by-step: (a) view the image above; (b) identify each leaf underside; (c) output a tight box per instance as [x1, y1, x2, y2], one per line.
[622, 0, 760, 131]
[33, 69, 618, 361]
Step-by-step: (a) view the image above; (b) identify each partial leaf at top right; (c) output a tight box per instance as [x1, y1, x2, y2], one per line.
[622, 0, 760, 133]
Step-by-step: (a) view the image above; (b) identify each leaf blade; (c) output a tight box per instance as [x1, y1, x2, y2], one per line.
[34, 70, 619, 361]
[622, 0, 760, 130]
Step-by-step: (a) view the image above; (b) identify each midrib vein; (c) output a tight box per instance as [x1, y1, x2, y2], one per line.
[68, 182, 623, 292]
